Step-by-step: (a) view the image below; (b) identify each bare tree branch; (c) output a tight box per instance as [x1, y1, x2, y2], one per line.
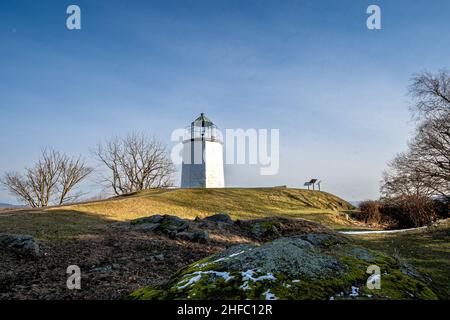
[93, 132, 175, 195]
[409, 70, 450, 121]
[0, 149, 93, 207]
[383, 71, 450, 199]
[57, 155, 94, 205]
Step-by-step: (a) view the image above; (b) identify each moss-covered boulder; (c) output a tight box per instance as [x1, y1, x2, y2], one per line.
[0, 234, 41, 258]
[130, 214, 190, 233]
[247, 219, 282, 240]
[131, 233, 437, 300]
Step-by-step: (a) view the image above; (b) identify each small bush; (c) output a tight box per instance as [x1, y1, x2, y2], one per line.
[433, 198, 450, 219]
[357, 196, 438, 228]
[382, 196, 437, 228]
[358, 200, 382, 225]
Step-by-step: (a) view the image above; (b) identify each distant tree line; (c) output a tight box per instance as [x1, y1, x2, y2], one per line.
[0, 132, 174, 208]
[359, 70, 450, 227]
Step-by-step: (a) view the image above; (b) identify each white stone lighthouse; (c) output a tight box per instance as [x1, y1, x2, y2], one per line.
[181, 113, 225, 188]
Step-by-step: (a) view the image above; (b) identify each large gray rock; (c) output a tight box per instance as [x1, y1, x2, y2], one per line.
[159, 215, 190, 233]
[132, 233, 437, 300]
[130, 215, 190, 234]
[203, 213, 233, 224]
[130, 215, 164, 225]
[191, 230, 210, 244]
[175, 232, 194, 241]
[0, 234, 41, 258]
[191, 236, 343, 279]
[249, 220, 281, 240]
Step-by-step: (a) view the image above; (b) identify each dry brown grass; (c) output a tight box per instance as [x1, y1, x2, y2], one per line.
[61, 188, 357, 227]
[0, 188, 361, 241]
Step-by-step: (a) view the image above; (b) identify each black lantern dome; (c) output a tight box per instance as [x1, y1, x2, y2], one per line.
[186, 113, 221, 142]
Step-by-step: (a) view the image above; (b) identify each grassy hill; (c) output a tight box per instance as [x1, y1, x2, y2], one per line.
[0, 188, 358, 241]
[63, 187, 355, 224]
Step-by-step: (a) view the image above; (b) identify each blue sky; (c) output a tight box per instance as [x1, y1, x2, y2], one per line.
[1, 0, 450, 203]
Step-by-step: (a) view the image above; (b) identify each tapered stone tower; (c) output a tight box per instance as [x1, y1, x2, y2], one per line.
[181, 113, 225, 188]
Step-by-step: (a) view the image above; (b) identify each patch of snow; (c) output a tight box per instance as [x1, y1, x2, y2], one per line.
[220, 272, 233, 282]
[241, 269, 255, 280]
[263, 290, 277, 300]
[239, 269, 277, 291]
[195, 257, 226, 268]
[292, 280, 300, 283]
[212, 257, 227, 264]
[229, 250, 246, 258]
[177, 271, 233, 289]
[241, 269, 276, 282]
[350, 286, 360, 297]
[195, 250, 248, 268]
[177, 273, 203, 289]
[240, 282, 251, 291]
[195, 262, 210, 268]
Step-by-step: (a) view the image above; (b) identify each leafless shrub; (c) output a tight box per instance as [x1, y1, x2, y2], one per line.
[358, 196, 439, 228]
[433, 198, 450, 219]
[382, 196, 437, 228]
[358, 200, 382, 225]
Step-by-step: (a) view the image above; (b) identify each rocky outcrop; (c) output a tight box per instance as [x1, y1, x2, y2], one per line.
[129, 214, 210, 243]
[128, 214, 340, 245]
[131, 232, 437, 300]
[247, 220, 281, 240]
[0, 234, 41, 258]
[131, 214, 190, 233]
[203, 213, 233, 224]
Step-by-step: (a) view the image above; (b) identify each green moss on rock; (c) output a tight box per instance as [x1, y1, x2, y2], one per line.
[131, 233, 437, 300]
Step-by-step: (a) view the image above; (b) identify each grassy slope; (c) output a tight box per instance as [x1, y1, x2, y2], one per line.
[0, 188, 358, 241]
[353, 220, 450, 299]
[64, 188, 356, 226]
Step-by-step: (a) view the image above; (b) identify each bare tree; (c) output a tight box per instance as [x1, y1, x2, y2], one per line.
[409, 70, 450, 120]
[382, 71, 450, 199]
[1, 172, 40, 208]
[381, 152, 437, 198]
[407, 113, 450, 196]
[0, 149, 93, 207]
[57, 154, 94, 204]
[93, 132, 175, 195]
